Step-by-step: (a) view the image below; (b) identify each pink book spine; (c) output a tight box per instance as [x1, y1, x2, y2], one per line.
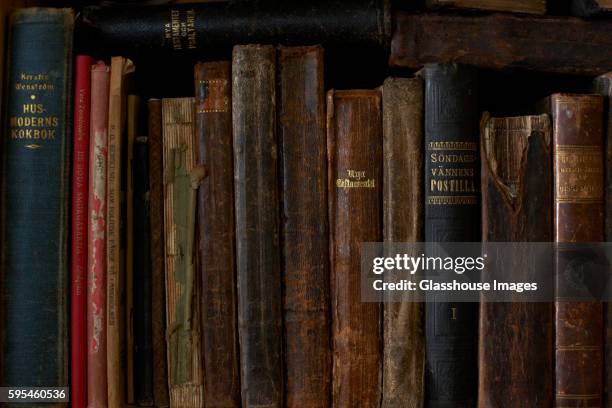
[87, 61, 110, 408]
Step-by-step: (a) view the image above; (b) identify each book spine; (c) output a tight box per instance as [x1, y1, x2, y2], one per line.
[80, 1, 390, 55]
[327, 89, 383, 408]
[381, 77, 424, 408]
[479, 114, 553, 407]
[1, 8, 73, 403]
[425, 0, 546, 14]
[87, 61, 110, 408]
[194, 61, 241, 408]
[72, 54, 92, 408]
[134, 132, 154, 406]
[571, 0, 612, 16]
[232, 45, 283, 408]
[162, 97, 205, 408]
[147, 98, 170, 408]
[107, 56, 134, 408]
[551, 93, 605, 408]
[421, 63, 479, 408]
[278, 45, 331, 408]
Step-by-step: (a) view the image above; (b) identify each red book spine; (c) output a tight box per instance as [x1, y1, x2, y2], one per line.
[87, 61, 110, 408]
[71, 54, 93, 408]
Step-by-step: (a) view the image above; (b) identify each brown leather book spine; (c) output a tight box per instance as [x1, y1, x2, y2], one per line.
[233, 45, 283, 408]
[426, 0, 546, 14]
[194, 61, 241, 408]
[278, 45, 331, 408]
[327, 89, 383, 408]
[479, 113, 554, 408]
[550, 94, 605, 408]
[381, 77, 424, 408]
[147, 98, 170, 408]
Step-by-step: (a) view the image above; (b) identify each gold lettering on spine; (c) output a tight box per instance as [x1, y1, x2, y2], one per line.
[164, 9, 197, 51]
[427, 139, 477, 205]
[555, 146, 604, 203]
[336, 169, 376, 189]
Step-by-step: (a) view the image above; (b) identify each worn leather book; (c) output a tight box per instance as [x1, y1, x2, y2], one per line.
[80, 0, 390, 55]
[147, 98, 170, 408]
[327, 89, 382, 407]
[0, 8, 72, 404]
[71, 54, 92, 408]
[420, 63, 479, 408]
[88, 60, 110, 408]
[107, 55, 134, 408]
[543, 93, 605, 408]
[162, 97, 205, 408]
[426, 0, 546, 13]
[381, 77, 424, 408]
[572, 0, 612, 16]
[479, 113, 554, 408]
[594, 73, 612, 408]
[194, 61, 241, 408]
[278, 45, 331, 408]
[233, 44, 283, 408]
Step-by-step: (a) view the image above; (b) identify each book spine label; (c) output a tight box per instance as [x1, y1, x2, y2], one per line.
[87, 61, 110, 408]
[421, 63, 479, 408]
[327, 89, 382, 408]
[162, 97, 205, 408]
[71, 54, 92, 408]
[381, 77, 425, 408]
[147, 98, 170, 408]
[551, 93, 604, 408]
[479, 114, 553, 407]
[278, 45, 331, 408]
[107, 56, 134, 408]
[1, 8, 73, 398]
[195, 61, 241, 408]
[232, 45, 283, 408]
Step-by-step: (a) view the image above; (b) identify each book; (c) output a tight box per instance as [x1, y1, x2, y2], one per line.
[1, 7, 73, 399]
[381, 77, 424, 408]
[80, 1, 390, 55]
[107, 55, 134, 408]
[278, 45, 331, 408]
[479, 113, 554, 407]
[147, 98, 170, 408]
[194, 61, 241, 408]
[162, 97, 205, 408]
[71, 54, 92, 408]
[327, 89, 382, 407]
[87, 60, 110, 408]
[572, 0, 612, 16]
[420, 63, 479, 408]
[546, 93, 605, 408]
[233, 45, 283, 408]
[425, 0, 546, 14]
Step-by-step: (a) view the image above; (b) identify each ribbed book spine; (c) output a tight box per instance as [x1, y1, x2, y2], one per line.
[107, 55, 134, 408]
[87, 61, 110, 408]
[421, 63, 479, 408]
[162, 97, 205, 408]
[72, 54, 93, 408]
[327, 89, 383, 408]
[550, 93, 605, 408]
[1, 9, 73, 406]
[278, 45, 331, 408]
[195, 61, 241, 408]
[479, 113, 553, 407]
[381, 77, 424, 408]
[233, 45, 283, 408]
[147, 98, 170, 408]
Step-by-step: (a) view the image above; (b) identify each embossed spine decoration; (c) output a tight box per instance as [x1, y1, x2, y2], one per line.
[1, 8, 73, 403]
[232, 45, 284, 408]
[549, 93, 605, 408]
[195, 61, 241, 408]
[278, 45, 331, 408]
[420, 63, 479, 408]
[479, 113, 553, 408]
[162, 97, 205, 408]
[327, 89, 383, 408]
[381, 77, 425, 408]
[88, 61, 110, 408]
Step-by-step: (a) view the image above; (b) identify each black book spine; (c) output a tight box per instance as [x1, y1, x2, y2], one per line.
[421, 63, 480, 408]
